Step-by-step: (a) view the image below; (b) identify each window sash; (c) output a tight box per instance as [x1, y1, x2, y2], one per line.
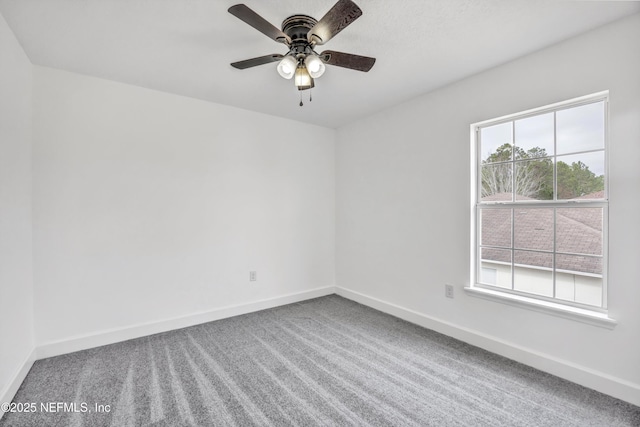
[475, 203, 608, 311]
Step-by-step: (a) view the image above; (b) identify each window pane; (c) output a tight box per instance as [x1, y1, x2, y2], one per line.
[555, 254, 602, 306]
[556, 254, 602, 276]
[514, 208, 554, 251]
[556, 208, 603, 255]
[556, 152, 605, 200]
[481, 267, 497, 285]
[514, 159, 554, 200]
[557, 101, 604, 154]
[480, 248, 511, 289]
[481, 163, 512, 200]
[514, 250, 553, 297]
[514, 113, 554, 159]
[480, 209, 511, 247]
[480, 122, 512, 163]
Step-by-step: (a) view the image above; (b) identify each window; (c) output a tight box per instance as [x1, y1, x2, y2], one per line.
[471, 93, 608, 313]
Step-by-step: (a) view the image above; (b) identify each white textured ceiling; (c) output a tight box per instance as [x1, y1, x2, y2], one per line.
[1, 0, 638, 128]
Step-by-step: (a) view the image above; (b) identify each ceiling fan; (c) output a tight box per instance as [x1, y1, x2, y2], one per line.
[228, 0, 376, 104]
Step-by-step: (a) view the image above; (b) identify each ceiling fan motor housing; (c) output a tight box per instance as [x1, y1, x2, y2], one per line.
[282, 15, 317, 43]
[282, 15, 318, 58]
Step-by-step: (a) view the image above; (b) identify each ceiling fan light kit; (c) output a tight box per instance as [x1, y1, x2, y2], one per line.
[294, 64, 314, 90]
[277, 54, 297, 79]
[304, 55, 326, 78]
[228, 0, 375, 105]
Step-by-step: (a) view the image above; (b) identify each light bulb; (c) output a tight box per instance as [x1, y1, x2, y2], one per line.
[308, 59, 320, 73]
[277, 55, 297, 80]
[304, 55, 326, 79]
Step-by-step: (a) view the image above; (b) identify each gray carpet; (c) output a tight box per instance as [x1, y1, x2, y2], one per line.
[1, 295, 639, 426]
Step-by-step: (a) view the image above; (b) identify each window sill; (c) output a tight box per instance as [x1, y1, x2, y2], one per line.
[464, 286, 617, 329]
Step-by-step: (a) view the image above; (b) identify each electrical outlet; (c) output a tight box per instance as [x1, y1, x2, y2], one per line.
[445, 284, 454, 299]
[250, 271, 257, 282]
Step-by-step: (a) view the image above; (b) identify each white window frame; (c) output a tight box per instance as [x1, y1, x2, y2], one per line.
[466, 92, 616, 329]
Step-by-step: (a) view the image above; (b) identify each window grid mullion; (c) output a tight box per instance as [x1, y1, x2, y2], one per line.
[553, 111, 557, 201]
[511, 121, 515, 202]
[510, 207, 515, 291]
[479, 201, 606, 208]
[552, 208, 557, 298]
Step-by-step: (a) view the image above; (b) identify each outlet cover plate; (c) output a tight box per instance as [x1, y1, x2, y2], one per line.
[445, 284, 454, 298]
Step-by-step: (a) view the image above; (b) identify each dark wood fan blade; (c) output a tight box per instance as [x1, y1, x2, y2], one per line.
[228, 4, 291, 44]
[231, 54, 284, 70]
[308, 0, 362, 45]
[320, 50, 375, 72]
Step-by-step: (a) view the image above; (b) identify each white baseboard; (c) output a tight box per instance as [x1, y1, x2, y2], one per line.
[336, 286, 640, 407]
[0, 347, 36, 421]
[37, 286, 336, 359]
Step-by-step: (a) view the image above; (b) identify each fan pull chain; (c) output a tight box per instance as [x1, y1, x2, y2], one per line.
[298, 89, 312, 107]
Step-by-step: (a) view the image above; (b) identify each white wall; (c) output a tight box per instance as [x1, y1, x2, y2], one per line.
[32, 67, 335, 346]
[336, 13, 640, 403]
[0, 12, 35, 404]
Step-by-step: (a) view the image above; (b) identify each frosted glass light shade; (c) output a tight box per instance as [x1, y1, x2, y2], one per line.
[304, 55, 326, 78]
[294, 65, 314, 90]
[277, 55, 297, 79]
